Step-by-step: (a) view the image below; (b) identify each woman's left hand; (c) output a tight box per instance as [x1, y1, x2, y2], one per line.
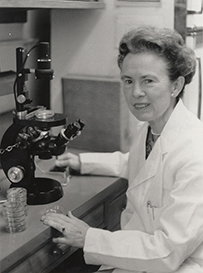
[41, 211, 90, 248]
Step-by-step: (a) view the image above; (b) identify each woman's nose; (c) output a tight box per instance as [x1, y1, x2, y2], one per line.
[133, 83, 145, 98]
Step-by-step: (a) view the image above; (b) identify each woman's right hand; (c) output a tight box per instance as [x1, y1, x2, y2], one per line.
[55, 152, 81, 172]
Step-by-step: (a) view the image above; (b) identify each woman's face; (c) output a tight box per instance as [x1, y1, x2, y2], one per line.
[120, 52, 177, 133]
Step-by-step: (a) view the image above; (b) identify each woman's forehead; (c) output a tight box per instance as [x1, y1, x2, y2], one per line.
[121, 52, 168, 76]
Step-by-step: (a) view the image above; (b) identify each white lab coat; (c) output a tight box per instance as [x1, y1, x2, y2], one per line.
[80, 100, 203, 273]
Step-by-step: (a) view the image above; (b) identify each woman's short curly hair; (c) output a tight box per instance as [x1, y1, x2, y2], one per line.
[118, 26, 196, 97]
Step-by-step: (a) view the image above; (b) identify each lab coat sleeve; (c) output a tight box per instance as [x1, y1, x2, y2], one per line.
[83, 154, 203, 272]
[79, 151, 129, 179]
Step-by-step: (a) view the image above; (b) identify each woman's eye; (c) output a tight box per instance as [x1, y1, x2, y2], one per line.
[143, 79, 153, 84]
[124, 79, 133, 85]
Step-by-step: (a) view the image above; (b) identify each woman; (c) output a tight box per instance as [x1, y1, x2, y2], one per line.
[41, 27, 203, 273]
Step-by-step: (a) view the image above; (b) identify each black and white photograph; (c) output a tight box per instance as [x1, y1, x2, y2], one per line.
[0, 0, 203, 272]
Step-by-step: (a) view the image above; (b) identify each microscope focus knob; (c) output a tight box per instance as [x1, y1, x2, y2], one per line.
[8, 166, 24, 183]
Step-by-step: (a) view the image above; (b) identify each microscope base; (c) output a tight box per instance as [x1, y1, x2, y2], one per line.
[13, 178, 64, 205]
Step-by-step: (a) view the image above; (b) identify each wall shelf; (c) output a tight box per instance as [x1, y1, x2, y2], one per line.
[0, 0, 105, 9]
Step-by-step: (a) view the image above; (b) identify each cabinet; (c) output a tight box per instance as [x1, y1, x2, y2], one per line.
[106, 189, 127, 231]
[0, 0, 105, 9]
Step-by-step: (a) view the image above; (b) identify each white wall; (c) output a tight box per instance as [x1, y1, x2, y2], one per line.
[51, 0, 175, 113]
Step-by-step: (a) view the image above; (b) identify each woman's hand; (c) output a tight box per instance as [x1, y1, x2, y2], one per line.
[41, 211, 89, 248]
[55, 152, 81, 172]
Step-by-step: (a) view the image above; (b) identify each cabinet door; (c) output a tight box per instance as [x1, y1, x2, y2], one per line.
[106, 192, 127, 231]
[82, 203, 105, 228]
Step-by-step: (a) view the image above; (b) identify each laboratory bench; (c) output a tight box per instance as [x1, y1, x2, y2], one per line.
[0, 158, 128, 273]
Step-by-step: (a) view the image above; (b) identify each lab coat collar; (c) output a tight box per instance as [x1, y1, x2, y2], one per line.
[160, 99, 189, 154]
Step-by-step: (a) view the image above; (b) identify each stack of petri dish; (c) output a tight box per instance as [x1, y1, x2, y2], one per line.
[2, 188, 27, 233]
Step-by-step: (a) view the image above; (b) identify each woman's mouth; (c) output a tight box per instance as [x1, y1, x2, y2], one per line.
[134, 103, 150, 110]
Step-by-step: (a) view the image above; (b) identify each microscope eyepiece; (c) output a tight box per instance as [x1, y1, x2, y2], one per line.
[63, 119, 85, 140]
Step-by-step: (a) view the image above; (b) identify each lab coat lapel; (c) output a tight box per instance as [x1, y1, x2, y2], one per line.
[127, 138, 164, 211]
[144, 142, 163, 208]
[128, 135, 163, 190]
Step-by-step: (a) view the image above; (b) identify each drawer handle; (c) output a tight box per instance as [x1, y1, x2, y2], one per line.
[52, 245, 63, 257]
[51, 244, 71, 257]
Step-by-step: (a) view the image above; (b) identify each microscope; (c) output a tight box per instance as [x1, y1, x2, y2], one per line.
[0, 42, 85, 205]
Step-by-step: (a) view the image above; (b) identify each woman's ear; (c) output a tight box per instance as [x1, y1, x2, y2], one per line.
[172, 76, 185, 97]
